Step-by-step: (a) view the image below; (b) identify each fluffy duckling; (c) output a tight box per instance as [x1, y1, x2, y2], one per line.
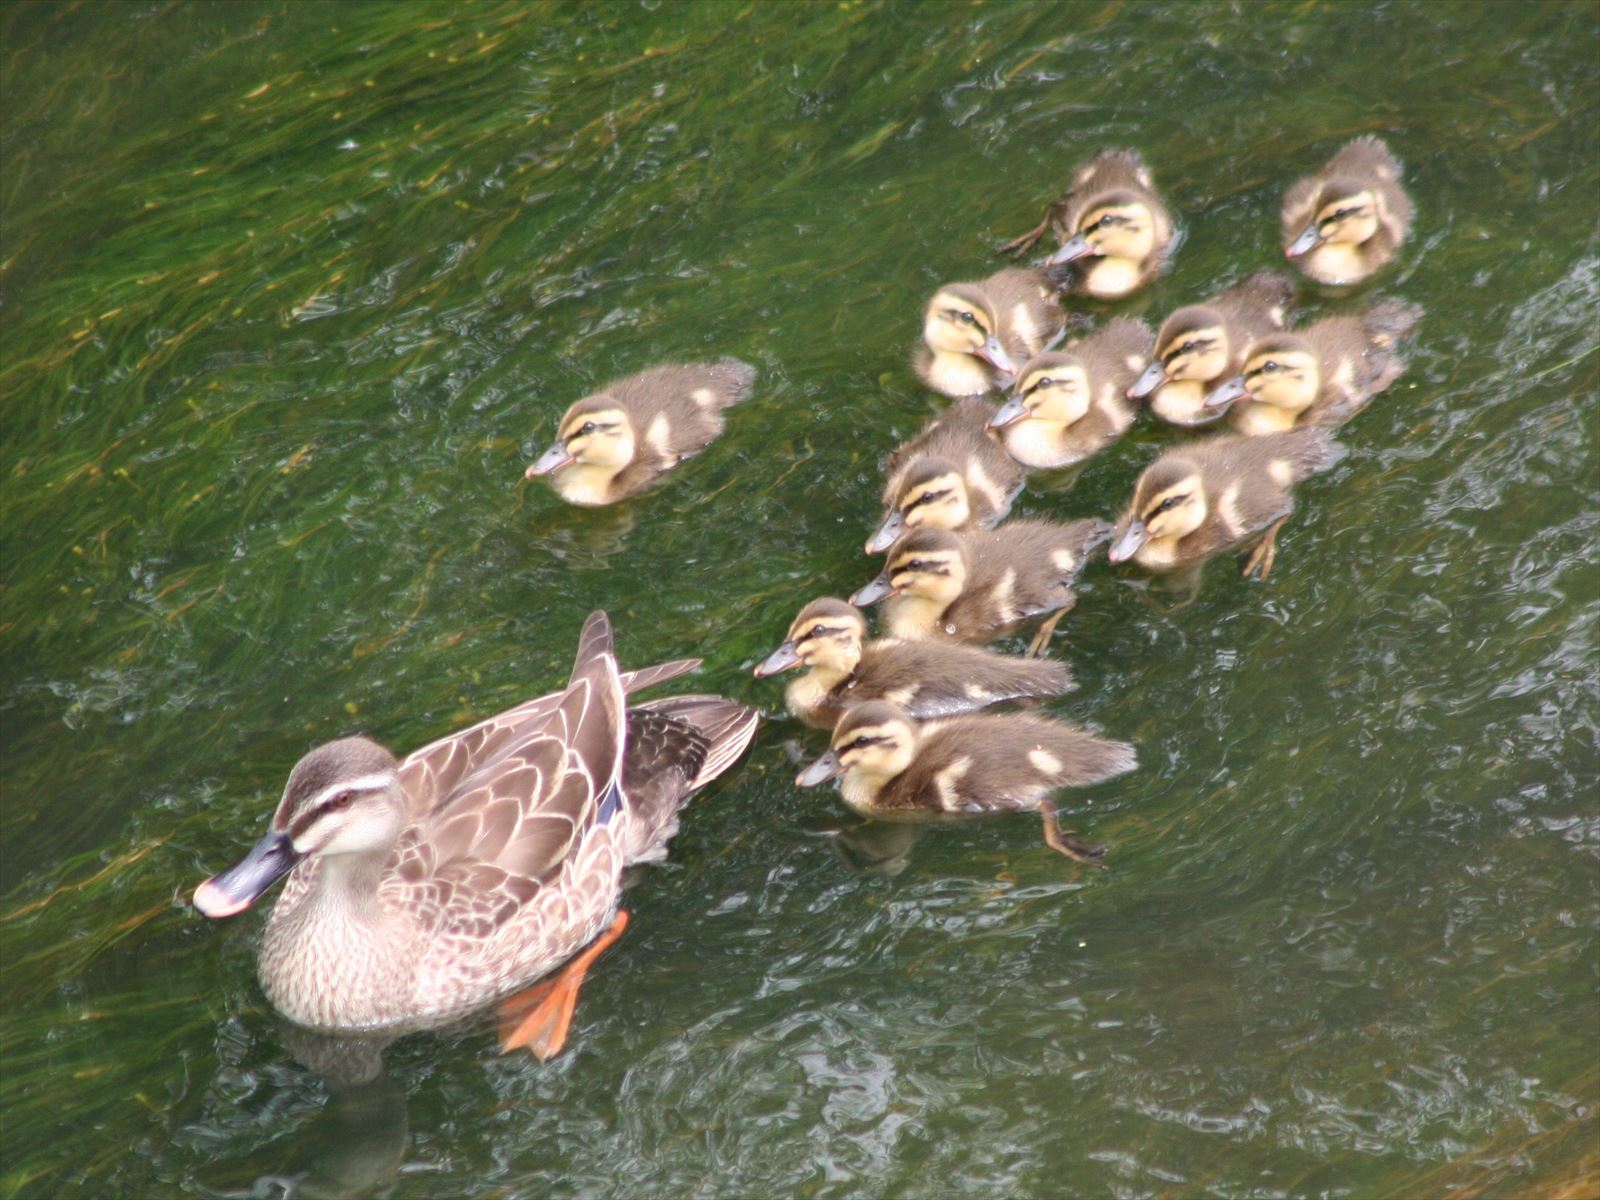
[988, 317, 1154, 469]
[526, 359, 755, 505]
[852, 519, 1111, 654]
[867, 397, 1026, 553]
[1107, 427, 1341, 581]
[1283, 136, 1413, 286]
[1001, 149, 1175, 301]
[754, 597, 1073, 727]
[1204, 301, 1423, 435]
[795, 701, 1136, 866]
[1127, 270, 1295, 427]
[917, 269, 1066, 398]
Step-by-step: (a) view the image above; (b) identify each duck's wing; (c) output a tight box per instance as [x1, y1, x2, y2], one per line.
[619, 694, 759, 863]
[412, 612, 627, 886]
[397, 654, 699, 820]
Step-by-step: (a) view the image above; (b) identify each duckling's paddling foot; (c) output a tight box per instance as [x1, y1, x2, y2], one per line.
[1241, 518, 1287, 582]
[1025, 600, 1074, 657]
[997, 214, 1052, 258]
[1040, 801, 1107, 868]
[498, 909, 630, 1060]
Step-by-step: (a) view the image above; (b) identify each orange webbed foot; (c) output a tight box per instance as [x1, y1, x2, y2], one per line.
[498, 909, 630, 1061]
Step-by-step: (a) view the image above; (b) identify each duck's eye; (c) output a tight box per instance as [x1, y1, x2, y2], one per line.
[1262, 361, 1280, 374]
[808, 626, 828, 640]
[329, 791, 353, 810]
[578, 422, 597, 437]
[1157, 495, 1188, 514]
[959, 311, 979, 327]
[1178, 342, 1197, 356]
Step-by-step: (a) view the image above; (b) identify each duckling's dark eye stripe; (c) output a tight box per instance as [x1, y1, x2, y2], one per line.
[1164, 339, 1214, 365]
[907, 490, 951, 510]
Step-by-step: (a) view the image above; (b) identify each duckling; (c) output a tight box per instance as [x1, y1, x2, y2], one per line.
[1000, 149, 1175, 301]
[795, 701, 1136, 866]
[526, 359, 755, 505]
[754, 597, 1073, 727]
[1283, 136, 1413, 286]
[917, 269, 1066, 398]
[1107, 427, 1341, 581]
[851, 518, 1111, 654]
[988, 317, 1154, 469]
[1204, 300, 1423, 435]
[867, 397, 1026, 552]
[1127, 270, 1295, 427]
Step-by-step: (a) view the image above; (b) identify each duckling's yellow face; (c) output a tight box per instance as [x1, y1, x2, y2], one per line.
[1076, 199, 1158, 262]
[1156, 318, 1231, 385]
[1306, 188, 1380, 250]
[1240, 344, 1320, 412]
[831, 712, 917, 781]
[923, 289, 996, 357]
[1138, 470, 1208, 541]
[557, 404, 635, 469]
[1015, 360, 1091, 426]
[885, 540, 967, 605]
[895, 469, 972, 534]
[786, 608, 867, 674]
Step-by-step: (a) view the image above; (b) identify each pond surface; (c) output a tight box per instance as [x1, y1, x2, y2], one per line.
[2, 1, 1596, 1196]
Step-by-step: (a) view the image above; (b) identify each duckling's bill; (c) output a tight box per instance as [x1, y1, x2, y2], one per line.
[754, 641, 802, 677]
[796, 750, 844, 787]
[1127, 360, 1168, 400]
[987, 396, 1029, 429]
[865, 510, 907, 555]
[1205, 376, 1249, 409]
[850, 572, 898, 606]
[1107, 519, 1148, 564]
[526, 442, 574, 477]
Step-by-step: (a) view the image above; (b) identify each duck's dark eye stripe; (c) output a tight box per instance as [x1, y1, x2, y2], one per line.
[907, 490, 950, 510]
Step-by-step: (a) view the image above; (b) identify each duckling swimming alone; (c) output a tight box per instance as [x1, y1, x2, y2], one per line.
[795, 700, 1136, 865]
[867, 397, 1026, 553]
[754, 597, 1073, 727]
[917, 269, 1066, 398]
[526, 359, 755, 506]
[988, 317, 1154, 469]
[1000, 148, 1175, 301]
[1127, 270, 1295, 427]
[1107, 427, 1341, 581]
[852, 518, 1111, 654]
[1204, 300, 1423, 435]
[1283, 136, 1413, 286]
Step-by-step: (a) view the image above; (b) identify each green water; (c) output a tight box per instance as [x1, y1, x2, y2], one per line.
[2, 1, 1596, 1196]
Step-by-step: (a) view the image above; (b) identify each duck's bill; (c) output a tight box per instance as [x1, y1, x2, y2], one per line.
[1043, 232, 1093, 266]
[849, 574, 899, 607]
[795, 750, 844, 787]
[193, 830, 300, 919]
[975, 335, 1018, 377]
[525, 443, 574, 478]
[1126, 360, 1168, 400]
[1285, 224, 1321, 258]
[864, 510, 906, 554]
[987, 396, 1029, 429]
[754, 641, 802, 677]
[1107, 520, 1148, 564]
[1204, 376, 1249, 409]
